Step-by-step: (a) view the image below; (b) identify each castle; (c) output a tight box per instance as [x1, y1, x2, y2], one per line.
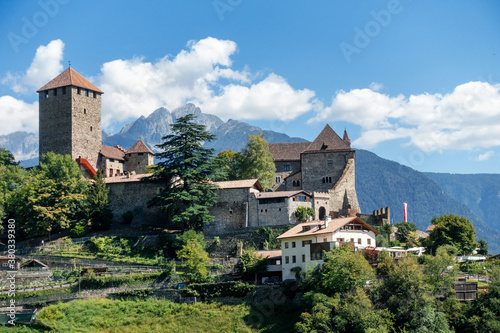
[37, 67, 388, 232]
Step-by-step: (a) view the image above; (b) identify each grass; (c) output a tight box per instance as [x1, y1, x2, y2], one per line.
[1, 298, 303, 332]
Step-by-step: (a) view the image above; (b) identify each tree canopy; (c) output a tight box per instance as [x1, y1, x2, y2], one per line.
[240, 133, 276, 190]
[149, 114, 219, 230]
[394, 221, 418, 243]
[214, 149, 244, 181]
[427, 214, 477, 255]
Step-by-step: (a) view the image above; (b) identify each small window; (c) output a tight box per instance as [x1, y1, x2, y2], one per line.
[358, 238, 362, 244]
[265, 209, 267, 212]
[292, 256, 296, 263]
[62, 87, 66, 94]
[93, 91, 96, 98]
[351, 238, 354, 243]
[109, 169, 113, 177]
[297, 180, 300, 186]
[329, 177, 332, 183]
[302, 240, 312, 247]
[229, 210, 233, 215]
[90, 126, 93, 132]
[53, 88, 57, 96]
[298, 196, 306, 202]
[367, 239, 371, 245]
[323, 238, 327, 243]
[327, 160, 333, 167]
[276, 176, 281, 183]
[85, 89, 89, 97]
[285, 242, 289, 249]
[279, 208, 281, 211]
[285, 256, 289, 264]
[292, 242, 296, 248]
[84, 109, 86, 114]
[302, 254, 306, 263]
[283, 164, 290, 171]
[138, 153, 144, 156]
[44, 90, 49, 98]
[138, 161, 141, 165]
[77, 87, 81, 94]
[322, 177, 325, 184]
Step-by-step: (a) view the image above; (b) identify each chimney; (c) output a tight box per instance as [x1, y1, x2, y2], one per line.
[325, 215, 332, 228]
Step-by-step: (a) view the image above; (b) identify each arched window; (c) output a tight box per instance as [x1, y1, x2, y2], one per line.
[297, 180, 300, 187]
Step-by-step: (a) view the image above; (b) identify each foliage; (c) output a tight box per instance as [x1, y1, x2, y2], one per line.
[70, 225, 89, 238]
[375, 234, 388, 247]
[79, 272, 165, 290]
[8, 153, 88, 238]
[35, 298, 255, 332]
[240, 133, 276, 190]
[477, 238, 488, 255]
[213, 236, 220, 247]
[253, 226, 282, 250]
[214, 149, 244, 181]
[395, 221, 418, 243]
[428, 214, 477, 255]
[121, 210, 134, 225]
[290, 266, 302, 281]
[301, 244, 374, 296]
[381, 223, 394, 245]
[186, 281, 254, 299]
[389, 240, 401, 247]
[0, 147, 17, 166]
[236, 250, 268, 280]
[87, 170, 113, 230]
[294, 206, 315, 222]
[149, 114, 219, 230]
[423, 246, 457, 295]
[108, 288, 155, 299]
[176, 230, 206, 251]
[90, 236, 132, 256]
[0, 160, 28, 230]
[296, 289, 394, 333]
[177, 238, 210, 282]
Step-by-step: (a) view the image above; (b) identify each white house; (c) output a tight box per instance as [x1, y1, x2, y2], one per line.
[277, 216, 378, 281]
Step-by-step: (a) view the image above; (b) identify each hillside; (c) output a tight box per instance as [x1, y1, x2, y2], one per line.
[356, 149, 500, 253]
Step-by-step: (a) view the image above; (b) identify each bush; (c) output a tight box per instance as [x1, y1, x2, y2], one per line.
[186, 281, 254, 299]
[70, 225, 89, 238]
[390, 240, 401, 247]
[108, 289, 155, 299]
[79, 272, 164, 290]
[122, 211, 134, 225]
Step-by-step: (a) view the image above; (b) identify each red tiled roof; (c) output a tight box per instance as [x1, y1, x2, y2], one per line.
[100, 145, 125, 160]
[426, 225, 436, 233]
[36, 67, 103, 93]
[256, 190, 310, 199]
[303, 125, 353, 153]
[254, 250, 282, 260]
[126, 140, 154, 154]
[213, 179, 263, 191]
[277, 217, 379, 239]
[268, 142, 311, 161]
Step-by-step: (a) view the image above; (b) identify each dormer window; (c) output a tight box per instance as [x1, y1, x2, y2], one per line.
[302, 226, 311, 231]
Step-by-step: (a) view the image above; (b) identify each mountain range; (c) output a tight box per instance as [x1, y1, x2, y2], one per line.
[4, 105, 500, 252]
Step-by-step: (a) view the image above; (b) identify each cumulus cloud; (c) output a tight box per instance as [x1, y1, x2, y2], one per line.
[96, 37, 316, 128]
[478, 151, 495, 161]
[310, 81, 500, 151]
[0, 96, 38, 134]
[2, 39, 64, 93]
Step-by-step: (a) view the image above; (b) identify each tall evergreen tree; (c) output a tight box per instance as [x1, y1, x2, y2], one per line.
[240, 133, 276, 190]
[149, 114, 219, 230]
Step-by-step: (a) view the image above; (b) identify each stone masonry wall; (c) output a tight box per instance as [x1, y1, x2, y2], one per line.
[71, 87, 102, 168]
[126, 153, 154, 174]
[328, 157, 360, 213]
[107, 180, 164, 227]
[39, 87, 73, 158]
[301, 151, 353, 193]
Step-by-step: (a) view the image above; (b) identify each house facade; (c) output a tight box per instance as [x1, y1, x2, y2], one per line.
[277, 217, 378, 281]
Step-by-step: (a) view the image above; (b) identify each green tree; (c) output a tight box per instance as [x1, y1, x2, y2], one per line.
[394, 221, 418, 243]
[8, 153, 88, 239]
[427, 214, 476, 255]
[301, 244, 374, 296]
[214, 149, 244, 181]
[235, 250, 268, 282]
[381, 223, 394, 246]
[0, 156, 28, 229]
[177, 238, 210, 282]
[290, 266, 302, 282]
[240, 134, 276, 190]
[294, 206, 315, 222]
[477, 238, 488, 256]
[0, 147, 17, 166]
[87, 170, 113, 230]
[175, 230, 206, 251]
[149, 114, 219, 230]
[423, 245, 457, 295]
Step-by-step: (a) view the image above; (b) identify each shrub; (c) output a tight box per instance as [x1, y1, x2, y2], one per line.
[108, 289, 155, 299]
[186, 281, 254, 299]
[122, 211, 134, 225]
[70, 225, 89, 238]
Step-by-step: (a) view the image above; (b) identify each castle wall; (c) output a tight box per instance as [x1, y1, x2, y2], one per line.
[301, 151, 353, 193]
[39, 87, 73, 158]
[285, 172, 302, 191]
[107, 180, 164, 228]
[125, 153, 155, 174]
[273, 161, 301, 191]
[328, 157, 360, 213]
[257, 194, 312, 226]
[70, 87, 101, 168]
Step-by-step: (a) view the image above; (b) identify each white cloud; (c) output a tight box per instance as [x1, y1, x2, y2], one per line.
[311, 81, 500, 151]
[369, 82, 383, 91]
[0, 96, 38, 134]
[2, 39, 64, 94]
[478, 151, 495, 161]
[96, 37, 317, 129]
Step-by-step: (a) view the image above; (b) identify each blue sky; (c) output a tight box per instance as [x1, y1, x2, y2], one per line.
[1, 0, 499, 173]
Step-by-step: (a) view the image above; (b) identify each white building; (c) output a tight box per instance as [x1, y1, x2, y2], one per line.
[277, 216, 378, 281]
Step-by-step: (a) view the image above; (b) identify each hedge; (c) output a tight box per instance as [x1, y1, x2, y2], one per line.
[186, 281, 254, 298]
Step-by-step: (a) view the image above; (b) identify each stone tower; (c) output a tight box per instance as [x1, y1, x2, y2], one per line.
[37, 67, 103, 168]
[125, 140, 155, 174]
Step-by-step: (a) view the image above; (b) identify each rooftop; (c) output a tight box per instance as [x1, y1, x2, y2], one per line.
[126, 140, 154, 154]
[268, 142, 310, 161]
[213, 179, 263, 191]
[100, 145, 125, 161]
[277, 217, 379, 239]
[254, 250, 282, 260]
[256, 190, 310, 199]
[103, 173, 152, 184]
[37, 67, 103, 93]
[303, 124, 353, 153]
